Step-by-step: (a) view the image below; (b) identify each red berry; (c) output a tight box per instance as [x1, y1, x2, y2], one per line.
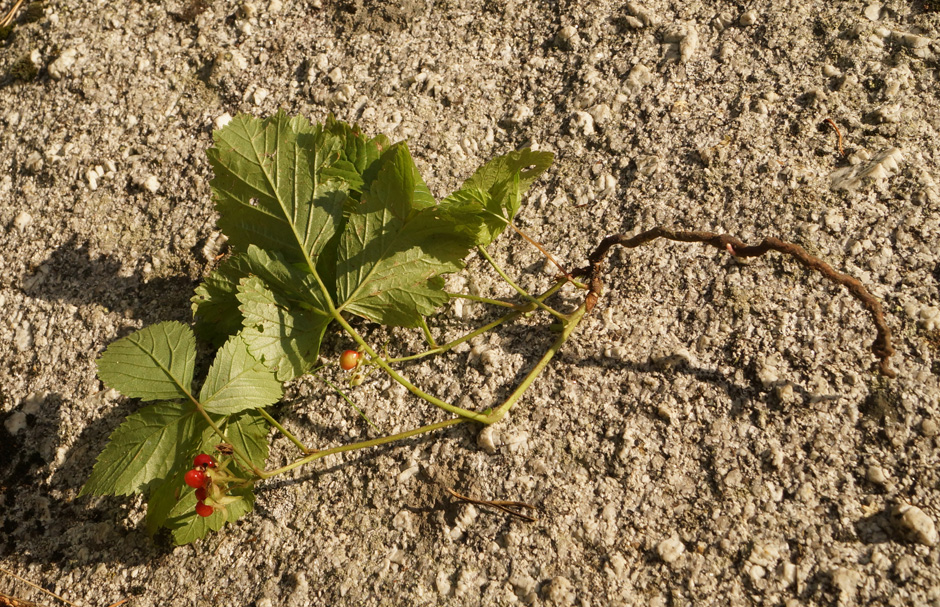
[340, 349, 360, 371]
[195, 487, 207, 501]
[184, 468, 207, 489]
[195, 502, 214, 517]
[193, 453, 217, 469]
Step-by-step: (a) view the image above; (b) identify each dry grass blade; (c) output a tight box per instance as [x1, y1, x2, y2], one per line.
[1, 0, 26, 28]
[445, 486, 538, 522]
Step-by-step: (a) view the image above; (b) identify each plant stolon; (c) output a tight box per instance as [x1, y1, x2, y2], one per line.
[80, 111, 897, 544]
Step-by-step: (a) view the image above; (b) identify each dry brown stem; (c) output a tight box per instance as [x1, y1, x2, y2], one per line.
[573, 227, 896, 377]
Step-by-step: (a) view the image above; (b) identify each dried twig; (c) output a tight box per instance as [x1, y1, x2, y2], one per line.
[0, 0, 26, 28]
[511, 222, 571, 278]
[573, 227, 896, 377]
[824, 118, 846, 157]
[445, 487, 538, 522]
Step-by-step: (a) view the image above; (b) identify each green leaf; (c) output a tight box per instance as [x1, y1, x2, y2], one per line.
[80, 400, 203, 497]
[144, 461, 191, 536]
[166, 480, 256, 545]
[208, 111, 348, 272]
[336, 143, 479, 326]
[192, 256, 254, 347]
[199, 333, 283, 415]
[237, 275, 332, 381]
[223, 409, 270, 470]
[192, 245, 332, 348]
[442, 148, 553, 245]
[97, 321, 196, 401]
[321, 117, 387, 195]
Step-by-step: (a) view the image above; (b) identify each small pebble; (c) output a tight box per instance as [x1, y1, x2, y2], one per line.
[866, 465, 888, 485]
[893, 503, 939, 547]
[571, 111, 595, 136]
[47, 48, 77, 80]
[86, 168, 98, 191]
[477, 426, 499, 455]
[252, 87, 269, 105]
[142, 175, 160, 193]
[13, 210, 32, 231]
[921, 419, 938, 437]
[4, 411, 27, 435]
[544, 576, 575, 606]
[864, 3, 882, 20]
[739, 10, 758, 26]
[657, 536, 685, 563]
[555, 25, 580, 50]
[215, 112, 233, 129]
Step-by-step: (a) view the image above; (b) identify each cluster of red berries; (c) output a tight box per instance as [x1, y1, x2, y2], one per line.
[184, 453, 217, 517]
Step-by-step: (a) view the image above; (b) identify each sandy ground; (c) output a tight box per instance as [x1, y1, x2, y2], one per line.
[2, 0, 940, 605]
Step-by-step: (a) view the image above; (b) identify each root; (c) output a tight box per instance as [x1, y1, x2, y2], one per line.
[573, 227, 896, 377]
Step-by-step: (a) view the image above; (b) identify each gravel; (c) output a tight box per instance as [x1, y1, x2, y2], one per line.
[1, 0, 940, 605]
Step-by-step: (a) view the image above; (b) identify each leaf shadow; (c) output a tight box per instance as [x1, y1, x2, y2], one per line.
[1, 393, 174, 567]
[20, 235, 198, 325]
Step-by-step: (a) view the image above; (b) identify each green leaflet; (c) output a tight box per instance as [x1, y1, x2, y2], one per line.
[336, 143, 481, 327]
[199, 333, 283, 414]
[97, 321, 195, 401]
[208, 110, 348, 273]
[192, 245, 332, 348]
[80, 400, 204, 497]
[237, 276, 331, 381]
[145, 409, 269, 539]
[166, 479, 256, 545]
[442, 148, 554, 245]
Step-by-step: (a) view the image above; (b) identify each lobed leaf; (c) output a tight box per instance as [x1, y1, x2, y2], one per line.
[336, 143, 480, 326]
[208, 111, 348, 273]
[80, 400, 204, 497]
[97, 321, 196, 401]
[442, 148, 553, 245]
[237, 275, 332, 381]
[199, 333, 284, 415]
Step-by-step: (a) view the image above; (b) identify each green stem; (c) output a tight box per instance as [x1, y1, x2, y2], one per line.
[483, 303, 587, 425]
[258, 409, 314, 454]
[386, 280, 568, 364]
[332, 313, 491, 422]
[258, 417, 467, 479]
[417, 315, 438, 348]
[193, 402, 263, 476]
[477, 245, 568, 321]
[323, 378, 381, 433]
[445, 292, 524, 309]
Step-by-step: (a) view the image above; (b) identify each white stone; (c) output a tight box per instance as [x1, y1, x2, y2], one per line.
[894, 503, 939, 546]
[142, 175, 160, 193]
[657, 536, 685, 563]
[556, 25, 579, 50]
[739, 10, 758, 26]
[13, 211, 32, 231]
[571, 111, 595, 136]
[215, 112, 233, 129]
[477, 425, 499, 454]
[4, 411, 27, 435]
[892, 31, 931, 49]
[625, 64, 653, 92]
[86, 169, 98, 191]
[545, 576, 575, 606]
[864, 3, 882, 20]
[252, 87, 269, 105]
[435, 570, 452, 596]
[48, 48, 78, 80]
[866, 465, 888, 485]
[626, 2, 656, 26]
